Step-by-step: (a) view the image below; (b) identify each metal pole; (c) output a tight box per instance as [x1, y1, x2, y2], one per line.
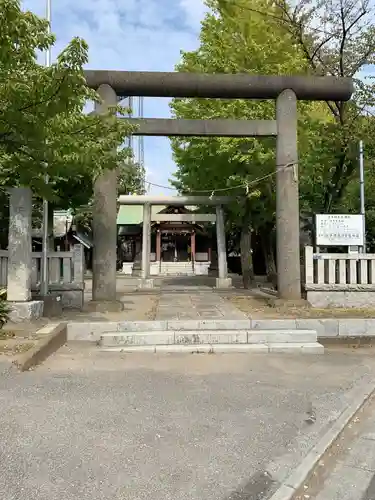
[40, 0, 52, 295]
[359, 140, 366, 252]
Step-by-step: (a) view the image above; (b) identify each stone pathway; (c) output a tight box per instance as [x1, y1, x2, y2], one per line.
[303, 395, 375, 500]
[156, 290, 247, 320]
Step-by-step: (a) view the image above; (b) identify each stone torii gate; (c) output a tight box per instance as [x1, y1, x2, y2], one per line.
[85, 71, 353, 303]
[117, 195, 233, 289]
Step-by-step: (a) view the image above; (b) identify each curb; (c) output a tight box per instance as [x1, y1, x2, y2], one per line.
[67, 318, 375, 343]
[268, 379, 375, 500]
[13, 323, 67, 372]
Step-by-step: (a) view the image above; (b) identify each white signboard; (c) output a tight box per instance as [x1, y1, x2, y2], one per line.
[315, 214, 364, 246]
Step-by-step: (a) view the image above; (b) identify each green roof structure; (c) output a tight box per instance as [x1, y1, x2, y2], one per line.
[117, 205, 167, 225]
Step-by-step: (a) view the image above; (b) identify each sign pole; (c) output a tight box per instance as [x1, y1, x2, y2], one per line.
[40, 0, 52, 296]
[359, 140, 366, 253]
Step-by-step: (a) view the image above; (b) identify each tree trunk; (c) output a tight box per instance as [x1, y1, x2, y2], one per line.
[240, 224, 254, 289]
[266, 245, 277, 289]
[261, 227, 277, 287]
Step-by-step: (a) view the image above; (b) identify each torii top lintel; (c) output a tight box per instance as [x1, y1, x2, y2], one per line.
[84, 70, 353, 101]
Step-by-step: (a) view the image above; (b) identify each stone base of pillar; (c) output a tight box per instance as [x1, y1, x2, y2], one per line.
[215, 277, 233, 289]
[137, 278, 154, 290]
[8, 301, 44, 323]
[86, 300, 124, 313]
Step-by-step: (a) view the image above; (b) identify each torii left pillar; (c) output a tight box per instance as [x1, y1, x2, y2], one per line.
[92, 84, 123, 310]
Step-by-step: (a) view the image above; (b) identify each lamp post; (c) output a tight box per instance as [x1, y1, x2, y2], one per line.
[40, 0, 52, 296]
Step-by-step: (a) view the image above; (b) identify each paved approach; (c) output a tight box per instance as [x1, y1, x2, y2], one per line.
[1, 347, 375, 500]
[156, 288, 247, 320]
[304, 392, 375, 500]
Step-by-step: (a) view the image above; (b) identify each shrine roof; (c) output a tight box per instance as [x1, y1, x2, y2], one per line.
[117, 204, 205, 226]
[116, 205, 166, 225]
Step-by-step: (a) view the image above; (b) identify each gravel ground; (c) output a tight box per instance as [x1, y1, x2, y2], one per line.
[1, 346, 375, 500]
[228, 295, 375, 318]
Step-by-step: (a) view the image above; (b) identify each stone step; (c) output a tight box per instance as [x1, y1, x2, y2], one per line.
[99, 329, 318, 347]
[100, 342, 324, 354]
[106, 319, 255, 331]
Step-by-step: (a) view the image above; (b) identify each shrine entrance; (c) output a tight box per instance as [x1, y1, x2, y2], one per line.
[161, 233, 190, 262]
[117, 195, 230, 288]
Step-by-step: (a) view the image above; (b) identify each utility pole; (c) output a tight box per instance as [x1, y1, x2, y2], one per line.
[40, 0, 52, 296]
[359, 140, 366, 253]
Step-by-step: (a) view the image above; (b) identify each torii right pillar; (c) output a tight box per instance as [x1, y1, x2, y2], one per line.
[276, 89, 301, 300]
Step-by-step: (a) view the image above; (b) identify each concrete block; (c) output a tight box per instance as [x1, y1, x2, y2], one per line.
[100, 332, 174, 347]
[301, 343, 325, 354]
[247, 330, 317, 344]
[33, 294, 63, 317]
[267, 484, 295, 500]
[174, 330, 247, 344]
[307, 290, 375, 308]
[14, 323, 67, 371]
[60, 290, 84, 310]
[116, 321, 167, 332]
[365, 319, 375, 336]
[137, 278, 154, 289]
[8, 300, 43, 323]
[268, 342, 324, 354]
[338, 319, 367, 337]
[296, 318, 339, 338]
[67, 322, 119, 342]
[215, 277, 233, 289]
[166, 319, 251, 330]
[251, 319, 297, 330]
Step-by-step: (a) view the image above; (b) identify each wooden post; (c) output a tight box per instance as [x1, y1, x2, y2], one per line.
[156, 229, 161, 262]
[191, 231, 196, 261]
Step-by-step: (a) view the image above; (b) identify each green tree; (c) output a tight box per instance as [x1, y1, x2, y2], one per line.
[271, 0, 375, 213]
[0, 0, 134, 197]
[170, 0, 317, 286]
[73, 159, 146, 232]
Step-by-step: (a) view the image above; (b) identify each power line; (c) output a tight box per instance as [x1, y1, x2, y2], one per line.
[144, 161, 296, 194]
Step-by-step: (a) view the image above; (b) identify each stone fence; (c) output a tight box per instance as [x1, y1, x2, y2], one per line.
[0, 244, 85, 309]
[304, 246, 375, 307]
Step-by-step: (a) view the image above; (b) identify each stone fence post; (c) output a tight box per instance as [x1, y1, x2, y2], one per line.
[7, 187, 43, 321]
[73, 244, 84, 284]
[7, 187, 32, 301]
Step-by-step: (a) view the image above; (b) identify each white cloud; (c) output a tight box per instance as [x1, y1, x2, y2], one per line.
[23, 0, 207, 194]
[179, 0, 209, 29]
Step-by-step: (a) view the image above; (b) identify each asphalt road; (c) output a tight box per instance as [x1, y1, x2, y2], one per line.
[1, 347, 375, 500]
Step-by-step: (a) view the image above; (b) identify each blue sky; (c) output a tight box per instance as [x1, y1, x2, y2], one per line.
[23, 0, 208, 194]
[22, 1, 374, 196]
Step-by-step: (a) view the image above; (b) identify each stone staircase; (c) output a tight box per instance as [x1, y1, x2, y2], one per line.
[95, 320, 324, 354]
[155, 262, 194, 276]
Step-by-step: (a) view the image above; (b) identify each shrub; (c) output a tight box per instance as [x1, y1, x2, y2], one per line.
[0, 289, 10, 328]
